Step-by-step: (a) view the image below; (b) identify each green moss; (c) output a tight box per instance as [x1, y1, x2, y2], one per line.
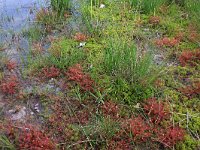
[108, 78, 155, 104]
[47, 38, 86, 69]
[176, 135, 200, 150]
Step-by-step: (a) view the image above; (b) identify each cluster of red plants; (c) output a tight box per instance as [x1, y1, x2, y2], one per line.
[113, 98, 185, 148]
[45, 95, 91, 145]
[156, 126, 185, 147]
[4, 124, 55, 150]
[155, 37, 180, 47]
[18, 126, 55, 150]
[179, 50, 200, 67]
[6, 60, 17, 71]
[143, 98, 170, 124]
[149, 16, 161, 25]
[101, 101, 119, 119]
[0, 76, 19, 94]
[74, 33, 87, 42]
[129, 116, 152, 142]
[65, 64, 94, 92]
[108, 138, 131, 150]
[179, 82, 200, 97]
[42, 66, 60, 78]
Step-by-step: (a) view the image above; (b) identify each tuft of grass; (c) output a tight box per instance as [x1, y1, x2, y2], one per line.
[81, 116, 120, 141]
[0, 135, 16, 150]
[51, 0, 71, 17]
[129, 0, 167, 14]
[22, 26, 44, 42]
[102, 38, 154, 83]
[185, 0, 200, 26]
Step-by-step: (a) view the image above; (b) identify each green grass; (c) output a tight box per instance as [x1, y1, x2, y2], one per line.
[22, 26, 44, 42]
[129, 0, 167, 14]
[101, 38, 154, 83]
[185, 0, 200, 27]
[47, 38, 86, 69]
[25, 38, 86, 73]
[51, 0, 71, 16]
[1, 0, 200, 149]
[0, 135, 16, 150]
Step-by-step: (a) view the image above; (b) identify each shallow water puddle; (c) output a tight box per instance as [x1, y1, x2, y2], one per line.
[0, 0, 47, 62]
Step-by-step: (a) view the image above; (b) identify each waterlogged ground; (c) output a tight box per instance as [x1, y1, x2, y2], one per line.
[0, 0, 200, 150]
[0, 0, 83, 126]
[0, 0, 47, 62]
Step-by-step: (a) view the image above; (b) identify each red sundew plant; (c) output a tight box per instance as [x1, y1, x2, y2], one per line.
[0, 76, 19, 94]
[128, 116, 152, 142]
[18, 126, 55, 150]
[179, 82, 200, 97]
[74, 33, 87, 42]
[65, 64, 94, 92]
[143, 98, 170, 124]
[108, 139, 131, 150]
[179, 50, 200, 67]
[2, 124, 56, 150]
[155, 126, 185, 148]
[42, 66, 60, 78]
[101, 101, 119, 119]
[117, 98, 185, 147]
[155, 37, 180, 47]
[6, 60, 17, 70]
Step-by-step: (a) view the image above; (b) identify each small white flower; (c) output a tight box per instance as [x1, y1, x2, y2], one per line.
[79, 42, 86, 47]
[89, 64, 93, 69]
[134, 103, 140, 109]
[100, 4, 105, 8]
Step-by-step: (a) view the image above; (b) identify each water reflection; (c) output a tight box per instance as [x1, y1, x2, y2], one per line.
[0, 0, 46, 31]
[0, 0, 47, 62]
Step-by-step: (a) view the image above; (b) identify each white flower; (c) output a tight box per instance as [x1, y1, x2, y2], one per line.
[79, 42, 86, 47]
[100, 4, 105, 8]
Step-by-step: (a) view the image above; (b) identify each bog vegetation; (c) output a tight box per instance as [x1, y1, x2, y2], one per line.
[0, 0, 199, 149]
